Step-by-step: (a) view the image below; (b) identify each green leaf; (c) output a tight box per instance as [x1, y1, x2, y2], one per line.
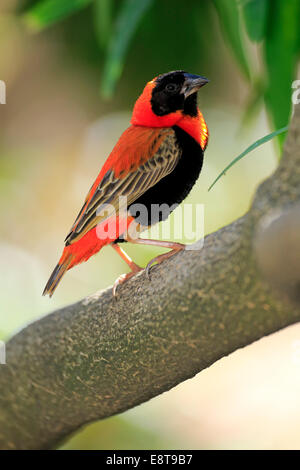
[242, 0, 269, 42]
[100, 0, 153, 99]
[208, 126, 289, 191]
[23, 0, 92, 32]
[264, 0, 300, 149]
[213, 0, 251, 80]
[94, 0, 113, 50]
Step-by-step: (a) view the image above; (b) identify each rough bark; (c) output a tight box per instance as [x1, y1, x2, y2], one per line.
[0, 104, 299, 450]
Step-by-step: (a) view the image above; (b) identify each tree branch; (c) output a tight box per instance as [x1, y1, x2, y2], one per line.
[0, 104, 299, 450]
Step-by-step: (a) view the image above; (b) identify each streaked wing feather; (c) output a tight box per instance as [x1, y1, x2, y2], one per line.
[65, 128, 180, 245]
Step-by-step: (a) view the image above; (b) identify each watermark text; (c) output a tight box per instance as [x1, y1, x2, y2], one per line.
[0, 80, 6, 104]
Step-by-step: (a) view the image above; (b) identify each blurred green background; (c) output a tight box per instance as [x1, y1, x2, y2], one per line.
[1, 0, 300, 450]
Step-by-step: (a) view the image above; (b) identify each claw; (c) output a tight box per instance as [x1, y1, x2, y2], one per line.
[145, 260, 154, 279]
[144, 246, 185, 280]
[112, 268, 142, 297]
[111, 240, 185, 297]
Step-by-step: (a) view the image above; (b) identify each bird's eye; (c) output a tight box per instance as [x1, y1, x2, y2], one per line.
[165, 83, 178, 93]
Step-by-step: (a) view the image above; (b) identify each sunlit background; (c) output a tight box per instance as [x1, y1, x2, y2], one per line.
[1, 0, 300, 450]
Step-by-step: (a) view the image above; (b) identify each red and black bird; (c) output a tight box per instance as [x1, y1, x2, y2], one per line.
[43, 71, 209, 297]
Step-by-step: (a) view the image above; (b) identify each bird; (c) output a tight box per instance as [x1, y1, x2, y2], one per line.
[43, 70, 209, 297]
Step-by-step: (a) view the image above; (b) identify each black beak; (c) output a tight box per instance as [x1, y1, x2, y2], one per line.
[183, 73, 209, 98]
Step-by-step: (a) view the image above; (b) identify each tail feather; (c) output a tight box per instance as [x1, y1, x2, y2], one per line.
[43, 222, 121, 297]
[43, 254, 73, 297]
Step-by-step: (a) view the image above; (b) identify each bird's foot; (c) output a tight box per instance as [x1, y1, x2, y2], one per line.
[145, 244, 185, 279]
[113, 265, 143, 297]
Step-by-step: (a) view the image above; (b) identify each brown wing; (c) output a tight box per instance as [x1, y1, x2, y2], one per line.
[65, 127, 181, 245]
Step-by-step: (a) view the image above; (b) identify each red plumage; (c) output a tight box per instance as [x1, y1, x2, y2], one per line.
[43, 71, 209, 297]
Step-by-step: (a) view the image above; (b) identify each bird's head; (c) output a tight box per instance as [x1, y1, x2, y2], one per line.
[131, 70, 209, 128]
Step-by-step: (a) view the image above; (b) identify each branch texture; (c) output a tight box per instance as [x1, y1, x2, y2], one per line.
[0, 104, 300, 450]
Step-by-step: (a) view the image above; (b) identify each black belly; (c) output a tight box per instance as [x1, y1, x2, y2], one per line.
[115, 125, 204, 241]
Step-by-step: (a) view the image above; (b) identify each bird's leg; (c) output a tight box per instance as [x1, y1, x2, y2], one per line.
[111, 243, 142, 272]
[126, 237, 185, 278]
[111, 243, 143, 296]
